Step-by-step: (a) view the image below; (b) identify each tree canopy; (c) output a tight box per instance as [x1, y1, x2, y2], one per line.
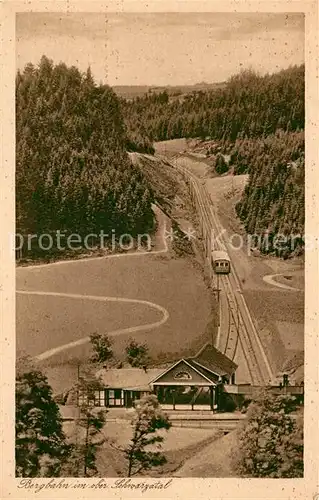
[16, 357, 69, 477]
[122, 66, 305, 258]
[235, 130, 304, 256]
[16, 56, 154, 258]
[62, 374, 107, 477]
[125, 339, 149, 367]
[89, 333, 113, 364]
[122, 65, 304, 148]
[124, 395, 171, 476]
[234, 393, 303, 478]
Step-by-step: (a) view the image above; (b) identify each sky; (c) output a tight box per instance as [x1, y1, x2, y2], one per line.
[16, 12, 305, 86]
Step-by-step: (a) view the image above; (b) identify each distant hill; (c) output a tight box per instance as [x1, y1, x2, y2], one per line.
[122, 65, 304, 147]
[113, 82, 226, 99]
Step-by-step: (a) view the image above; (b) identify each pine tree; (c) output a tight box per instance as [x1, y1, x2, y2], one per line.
[63, 374, 107, 477]
[124, 395, 171, 477]
[234, 393, 303, 478]
[16, 357, 69, 477]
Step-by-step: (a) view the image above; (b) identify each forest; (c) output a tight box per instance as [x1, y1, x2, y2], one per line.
[16, 58, 305, 259]
[235, 130, 304, 256]
[122, 65, 304, 150]
[122, 65, 305, 256]
[16, 56, 154, 258]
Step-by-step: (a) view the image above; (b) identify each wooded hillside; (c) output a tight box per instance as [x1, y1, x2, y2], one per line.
[122, 66, 305, 257]
[235, 131, 304, 256]
[16, 59, 305, 259]
[16, 56, 154, 256]
[122, 65, 304, 147]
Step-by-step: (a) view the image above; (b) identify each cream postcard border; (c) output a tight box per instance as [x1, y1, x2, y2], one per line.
[1, 1, 318, 499]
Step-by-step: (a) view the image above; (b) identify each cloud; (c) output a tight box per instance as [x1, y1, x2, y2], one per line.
[108, 12, 304, 37]
[16, 13, 108, 40]
[17, 12, 304, 41]
[209, 13, 304, 41]
[16, 12, 304, 86]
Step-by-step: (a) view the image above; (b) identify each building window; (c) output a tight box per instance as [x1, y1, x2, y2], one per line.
[108, 389, 123, 406]
[174, 370, 192, 380]
[94, 390, 106, 406]
[78, 392, 94, 407]
[78, 393, 87, 406]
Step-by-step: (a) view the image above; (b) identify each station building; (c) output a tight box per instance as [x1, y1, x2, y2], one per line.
[91, 343, 238, 411]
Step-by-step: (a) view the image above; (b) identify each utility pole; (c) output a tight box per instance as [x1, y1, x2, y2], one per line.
[213, 273, 221, 304]
[217, 274, 220, 303]
[207, 231, 212, 282]
[232, 296, 240, 361]
[75, 362, 81, 448]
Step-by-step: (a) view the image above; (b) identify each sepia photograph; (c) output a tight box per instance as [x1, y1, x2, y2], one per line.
[11, 8, 308, 484]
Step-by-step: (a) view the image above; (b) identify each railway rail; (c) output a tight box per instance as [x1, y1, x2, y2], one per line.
[168, 153, 274, 386]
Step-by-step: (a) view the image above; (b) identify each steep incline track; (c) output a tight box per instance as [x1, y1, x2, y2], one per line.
[168, 154, 274, 385]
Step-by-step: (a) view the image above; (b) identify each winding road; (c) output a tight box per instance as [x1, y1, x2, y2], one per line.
[16, 290, 170, 361]
[262, 274, 301, 291]
[17, 205, 170, 361]
[18, 205, 168, 270]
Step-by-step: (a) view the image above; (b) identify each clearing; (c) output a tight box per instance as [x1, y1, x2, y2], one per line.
[96, 422, 222, 477]
[173, 429, 238, 477]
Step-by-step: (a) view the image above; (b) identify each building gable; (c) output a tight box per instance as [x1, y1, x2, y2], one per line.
[191, 343, 238, 376]
[150, 359, 215, 386]
[186, 359, 220, 383]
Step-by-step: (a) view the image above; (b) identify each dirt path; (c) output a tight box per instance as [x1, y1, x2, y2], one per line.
[173, 430, 238, 477]
[263, 274, 301, 291]
[17, 203, 212, 367]
[16, 290, 169, 361]
[16, 207, 171, 361]
[17, 204, 168, 270]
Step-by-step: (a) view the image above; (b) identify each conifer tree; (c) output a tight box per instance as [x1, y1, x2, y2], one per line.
[16, 357, 69, 477]
[16, 57, 154, 259]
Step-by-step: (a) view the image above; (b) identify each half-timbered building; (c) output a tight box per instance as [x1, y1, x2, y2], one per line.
[93, 343, 238, 411]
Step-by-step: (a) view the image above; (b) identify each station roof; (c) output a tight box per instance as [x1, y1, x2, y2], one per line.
[189, 343, 238, 377]
[95, 368, 163, 391]
[95, 345, 238, 391]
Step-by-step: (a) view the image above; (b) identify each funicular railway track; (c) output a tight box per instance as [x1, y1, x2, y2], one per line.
[220, 274, 264, 384]
[222, 276, 240, 360]
[168, 153, 273, 386]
